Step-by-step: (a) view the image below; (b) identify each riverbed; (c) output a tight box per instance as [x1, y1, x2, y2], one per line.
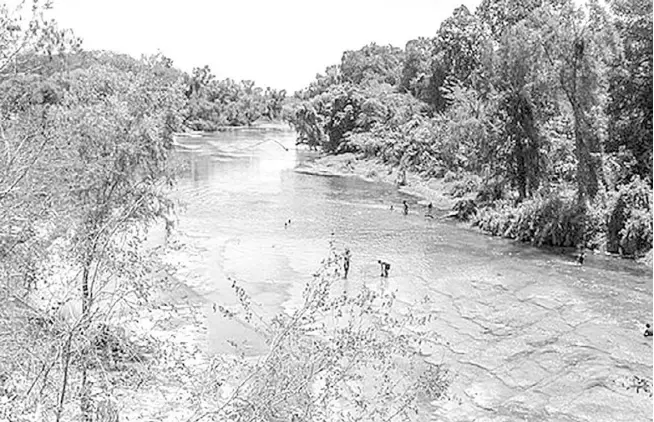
[169, 127, 653, 422]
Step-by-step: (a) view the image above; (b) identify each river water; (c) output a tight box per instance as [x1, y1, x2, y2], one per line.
[170, 128, 653, 422]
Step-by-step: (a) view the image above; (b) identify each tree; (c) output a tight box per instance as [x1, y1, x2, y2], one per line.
[1, 49, 186, 420]
[340, 43, 404, 87]
[536, 0, 616, 201]
[400, 37, 434, 103]
[606, 0, 653, 183]
[428, 6, 488, 112]
[489, 22, 548, 199]
[476, 0, 546, 39]
[0, 0, 80, 78]
[0, 0, 81, 300]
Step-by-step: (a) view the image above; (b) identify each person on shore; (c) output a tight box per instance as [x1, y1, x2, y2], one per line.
[377, 260, 391, 277]
[343, 248, 351, 279]
[403, 200, 409, 216]
[577, 247, 586, 265]
[645, 323, 652, 337]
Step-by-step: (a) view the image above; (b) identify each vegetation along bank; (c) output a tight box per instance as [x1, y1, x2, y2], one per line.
[284, 0, 653, 260]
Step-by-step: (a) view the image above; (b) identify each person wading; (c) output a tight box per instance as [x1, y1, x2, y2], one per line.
[343, 248, 351, 279]
[378, 260, 391, 277]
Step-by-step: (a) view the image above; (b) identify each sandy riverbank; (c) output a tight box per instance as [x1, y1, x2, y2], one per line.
[295, 152, 465, 211]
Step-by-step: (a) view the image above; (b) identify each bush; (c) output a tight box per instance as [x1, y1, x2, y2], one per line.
[606, 176, 653, 256]
[473, 194, 603, 247]
[452, 199, 477, 221]
[449, 174, 481, 198]
[198, 244, 452, 421]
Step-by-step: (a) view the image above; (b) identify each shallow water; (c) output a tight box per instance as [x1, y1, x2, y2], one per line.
[170, 128, 653, 422]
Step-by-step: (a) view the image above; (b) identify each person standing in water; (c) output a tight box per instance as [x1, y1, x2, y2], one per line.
[425, 202, 434, 218]
[403, 200, 409, 216]
[343, 248, 351, 279]
[377, 260, 391, 277]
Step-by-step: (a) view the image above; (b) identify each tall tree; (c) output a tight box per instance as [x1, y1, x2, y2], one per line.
[490, 22, 549, 199]
[606, 0, 653, 183]
[48, 54, 185, 420]
[476, 0, 546, 39]
[340, 43, 404, 87]
[428, 5, 488, 112]
[536, 0, 616, 201]
[400, 37, 434, 104]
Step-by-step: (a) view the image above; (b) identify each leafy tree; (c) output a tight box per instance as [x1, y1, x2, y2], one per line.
[183, 67, 274, 129]
[536, 0, 616, 201]
[1, 47, 186, 420]
[0, 0, 81, 300]
[427, 6, 488, 112]
[340, 43, 404, 87]
[0, 0, 80, 78]
[263, 87, 287, 119]
[489, 22, 549, 199]
[302, 64, 342, 98]
[400, 37, 434, 103]
[606, 0, 653, 183]
[476, 0, 546, 39]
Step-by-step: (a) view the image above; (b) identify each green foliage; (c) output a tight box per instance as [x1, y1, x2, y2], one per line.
[476, 0, 544, 39]
[289, 83, 429, 154]
[535, 0, 616, 200]
[341, 43, 404, 86]
[606, 0, 653, 182]
[286, 0, 652, 255]
[400, 37, 434, 100]
[606, 176, 653, 256]
[183, 67, 286, 130]
[0, 0, 81, 77]
[0, 41, 187, 420]
[474, 193, 603, 247]
[453, 199, 478, 221]
[428, 5, 489, 112]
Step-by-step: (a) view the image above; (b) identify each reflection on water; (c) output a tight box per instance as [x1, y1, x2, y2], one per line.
[172, 128, 653, 422]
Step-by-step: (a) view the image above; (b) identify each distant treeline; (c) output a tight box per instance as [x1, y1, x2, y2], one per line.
[285, 0, 652, 257]
[183, 65, 286, 130]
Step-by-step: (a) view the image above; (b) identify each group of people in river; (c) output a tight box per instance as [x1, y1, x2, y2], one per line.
[391, 199, 434, 219]
[283, 202, 651, 339]
[337, 199, 436, 280]
[340, 249, 389, 280]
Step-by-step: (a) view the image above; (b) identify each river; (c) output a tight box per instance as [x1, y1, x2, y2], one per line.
[169, 127, 653, 422]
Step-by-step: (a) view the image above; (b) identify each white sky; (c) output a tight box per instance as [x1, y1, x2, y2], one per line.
[45, 0, 482, 93]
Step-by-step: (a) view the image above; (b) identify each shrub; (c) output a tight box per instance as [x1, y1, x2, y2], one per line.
[474, 194, 603, 247]
[453, 199, 477, 221]
[606, 176, 653, 256]
[193, 244, 452, 422]
[449, 174, 481, 198]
